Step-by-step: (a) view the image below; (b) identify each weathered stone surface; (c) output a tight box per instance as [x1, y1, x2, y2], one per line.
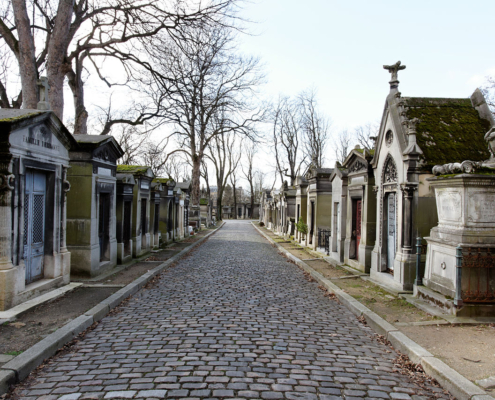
[10, 221, 453, 399]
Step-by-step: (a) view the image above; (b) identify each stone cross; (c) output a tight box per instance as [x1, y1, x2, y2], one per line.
[37, 76, 50, 110]
[383, 61, 406, 82]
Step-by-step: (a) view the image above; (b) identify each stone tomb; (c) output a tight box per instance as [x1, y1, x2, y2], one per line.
[175, 180, 191, 237]
[370, 62, 490, 291]
[66, 135, 124, 277]
[329, 163, 348, 264]
[116, 173, 135, 264]
[342, 148, 376, 272]
[305, 166, 333, 250]
[0, 109, 77, 310]
[294, 177, 308, 243]
[149, 180, 163, 248]
[116, 166, 155, 257]
[424, 174, 495, 316]
[156, 177, 176, 243]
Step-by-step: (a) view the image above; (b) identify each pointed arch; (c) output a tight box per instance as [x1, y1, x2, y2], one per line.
[382, 154, 398, 184]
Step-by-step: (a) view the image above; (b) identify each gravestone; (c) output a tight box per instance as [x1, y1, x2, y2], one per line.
[156, 177, 176, 244]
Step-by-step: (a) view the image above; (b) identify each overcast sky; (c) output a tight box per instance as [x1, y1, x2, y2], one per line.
[237, 0, 495, 129]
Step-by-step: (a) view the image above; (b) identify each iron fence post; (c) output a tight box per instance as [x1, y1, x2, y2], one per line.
[415, 237, 423, 286]
[454, 245, 463, 308]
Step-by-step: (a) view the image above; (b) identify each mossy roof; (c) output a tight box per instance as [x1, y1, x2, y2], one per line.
[116, 164, 150, 175]
[154, 177, 172, 183]
[199, 198, 209, 205]
[0, 109, 44, 122]
[404, 97, 491, 169]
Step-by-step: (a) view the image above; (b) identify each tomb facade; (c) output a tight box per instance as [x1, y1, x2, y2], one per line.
[67, 135, 124, 277]
[0, 109, 77, 310]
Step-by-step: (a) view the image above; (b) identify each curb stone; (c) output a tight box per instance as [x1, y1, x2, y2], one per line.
[252, 222, 494, 400]
[0, 223, 224, 394]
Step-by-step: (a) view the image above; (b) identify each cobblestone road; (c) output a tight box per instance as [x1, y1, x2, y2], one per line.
[15, 221, 449, 400]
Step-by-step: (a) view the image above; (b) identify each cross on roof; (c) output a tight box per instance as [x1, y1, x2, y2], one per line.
[383, 61, 406, 82]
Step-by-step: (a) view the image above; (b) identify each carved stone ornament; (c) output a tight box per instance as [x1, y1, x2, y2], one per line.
[373, 185, 380, 194]
[383, 158, 398, 183]
[400, 183, 417, 197]
[0, 174, 15, 191]
[349, 160, 366, 173]
[63, 180, 71, 193]
[94, 147, 115, 163]
[432, 160, 481, 176]
[385, 131, 394, 147]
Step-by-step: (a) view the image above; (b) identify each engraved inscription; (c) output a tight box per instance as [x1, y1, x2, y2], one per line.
[468, 193, 495, 222]
[437, 190, 462, 222]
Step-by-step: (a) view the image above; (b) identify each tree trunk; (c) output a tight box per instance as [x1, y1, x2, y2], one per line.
[46, 0, 75, 120]
[11, 0, 38, 109]
[67, 56, 88, 134]
[191, 154, 201, 206]
[216, 191, 223, 221]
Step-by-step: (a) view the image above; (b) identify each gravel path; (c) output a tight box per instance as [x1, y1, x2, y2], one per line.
[14, 221, 450, 399]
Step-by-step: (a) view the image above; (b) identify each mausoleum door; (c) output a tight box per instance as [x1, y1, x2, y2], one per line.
[24, 170, 46, 284]
[99, 193, 111, 261]
[386, 193, 396, 271]
[356, 200, 362, 261]
[123, 201, 132, 254]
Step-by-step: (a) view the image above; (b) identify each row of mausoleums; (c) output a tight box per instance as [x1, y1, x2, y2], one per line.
[0, 108, 203, 311]
[261, 64, 495, 317]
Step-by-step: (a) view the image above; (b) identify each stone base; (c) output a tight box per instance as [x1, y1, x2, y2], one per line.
[371, 248, 416, 291]
[0, 253, 70, 311]
[416, 285, 495, 317]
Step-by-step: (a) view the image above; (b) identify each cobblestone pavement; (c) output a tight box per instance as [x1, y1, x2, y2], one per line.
[14, 221, 450, 399]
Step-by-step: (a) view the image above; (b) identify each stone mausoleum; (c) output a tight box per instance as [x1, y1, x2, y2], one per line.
[66, 135, 124, 277]
[0, 109, 77, 310]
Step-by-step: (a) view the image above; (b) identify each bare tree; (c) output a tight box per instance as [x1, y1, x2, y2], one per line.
[206, 130, 241, 221]
[115, 125, 151, 165]
[334, 129, 353, 164]
[299, 89, 330, 168]
[163, 153, 190, 181]
[242, 142, 256, 217]
[0, 0, 239, 134]
[354, 122, 378, 151]
[147, 23, 264, 206]
[272, 96, 306, 186]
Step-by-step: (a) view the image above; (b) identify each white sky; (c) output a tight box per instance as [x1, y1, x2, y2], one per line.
[237, 0, 495, 129]
[65, 0, 495, 190]
[227, 0, 495, 188]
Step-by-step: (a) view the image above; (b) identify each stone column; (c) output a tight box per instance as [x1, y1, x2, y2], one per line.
[0, 170, 16, 310]
[401, 183, 417, 254]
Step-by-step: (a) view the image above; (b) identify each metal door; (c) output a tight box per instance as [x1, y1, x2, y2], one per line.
[123, 200, 131, 253]
[356, 200, 362, 261]
[99, 193, 110, 261]
[24, 170, 46, 284]
[387, 193, 396, 271]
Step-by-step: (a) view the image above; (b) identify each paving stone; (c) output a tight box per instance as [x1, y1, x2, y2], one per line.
[10, 222, 454, 400]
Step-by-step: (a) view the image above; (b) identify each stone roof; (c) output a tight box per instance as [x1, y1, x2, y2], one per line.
[0, 109, 44, 122]
[403, 97, 491, 169]
[176, 180, 191, 190]
[116, 165, 152, 175]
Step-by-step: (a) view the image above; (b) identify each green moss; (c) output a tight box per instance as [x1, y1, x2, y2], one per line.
[0, 112, 42, 123]
[117, 164, 149, 174]
[154, 177, 172, 184]
[405, 98, 490, 170]
[199, 198, 208, 205]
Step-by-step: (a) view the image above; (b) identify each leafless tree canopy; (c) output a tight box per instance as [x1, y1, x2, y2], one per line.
[0, 0, 239, 134]
[354, 122, 378, 151]
[334, 129, 352, 164]
[145, 23, 265, 205]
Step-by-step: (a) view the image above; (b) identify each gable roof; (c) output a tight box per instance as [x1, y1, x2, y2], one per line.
[403, 97, 490, 169]
[373, 88, 492, 171]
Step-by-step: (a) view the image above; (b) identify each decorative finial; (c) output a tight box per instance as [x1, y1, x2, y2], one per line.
[383, 61, 406, 91]
[37, 76, 50, 110]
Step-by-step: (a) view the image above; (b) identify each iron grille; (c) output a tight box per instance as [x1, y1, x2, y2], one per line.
[318, 228, 331, 255]
[32, 195, 44, 243]
[461, 248, 495, 303]
[23, 195, 29, 246]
